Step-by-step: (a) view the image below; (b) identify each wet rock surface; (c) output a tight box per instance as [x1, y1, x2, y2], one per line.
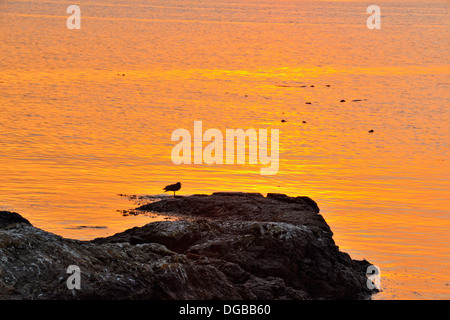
[0, 193, 376, 299]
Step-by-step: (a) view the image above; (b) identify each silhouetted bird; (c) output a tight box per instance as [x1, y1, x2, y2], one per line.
[163, 182, 181, 197]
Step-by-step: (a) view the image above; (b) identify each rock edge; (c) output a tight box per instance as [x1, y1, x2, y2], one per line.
[0, 193, 376, 299]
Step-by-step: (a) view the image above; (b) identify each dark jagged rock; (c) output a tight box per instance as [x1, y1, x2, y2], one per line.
[0, 193, 377, 300]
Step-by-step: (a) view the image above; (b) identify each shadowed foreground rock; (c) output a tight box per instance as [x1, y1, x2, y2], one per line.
[0, 193, 376, 299]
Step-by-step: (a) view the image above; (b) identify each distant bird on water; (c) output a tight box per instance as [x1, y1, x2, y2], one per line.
[163, 182, 181, 197]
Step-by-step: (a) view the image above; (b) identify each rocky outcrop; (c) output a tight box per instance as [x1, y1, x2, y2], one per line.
[0, 211, 32, 229]
[0, 193, 376, 299]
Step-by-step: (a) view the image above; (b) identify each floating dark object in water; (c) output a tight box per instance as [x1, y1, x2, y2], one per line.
[310, 85, 315, 87]
[281, 119, 287, 123]
[244, 95, 248, 97]
[163, 182, 182, 197]
[306, 102, 311, 104]
[340, 99, 346, 102]
[276, 85, 307, 88]
[326, 85, 330, 87]
[352, 99, 363, 102]
[302, 121, 307, 123]
[122, 74, 125, 76]
[368, 129, 374, 133]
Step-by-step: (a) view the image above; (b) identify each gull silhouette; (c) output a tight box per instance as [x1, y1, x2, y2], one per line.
[163, 182, 181, 197]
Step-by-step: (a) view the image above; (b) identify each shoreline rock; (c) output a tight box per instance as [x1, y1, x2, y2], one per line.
[0, 193, 377, 299]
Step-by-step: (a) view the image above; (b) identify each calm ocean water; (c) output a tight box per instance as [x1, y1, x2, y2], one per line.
[0, 0, 449, 299]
